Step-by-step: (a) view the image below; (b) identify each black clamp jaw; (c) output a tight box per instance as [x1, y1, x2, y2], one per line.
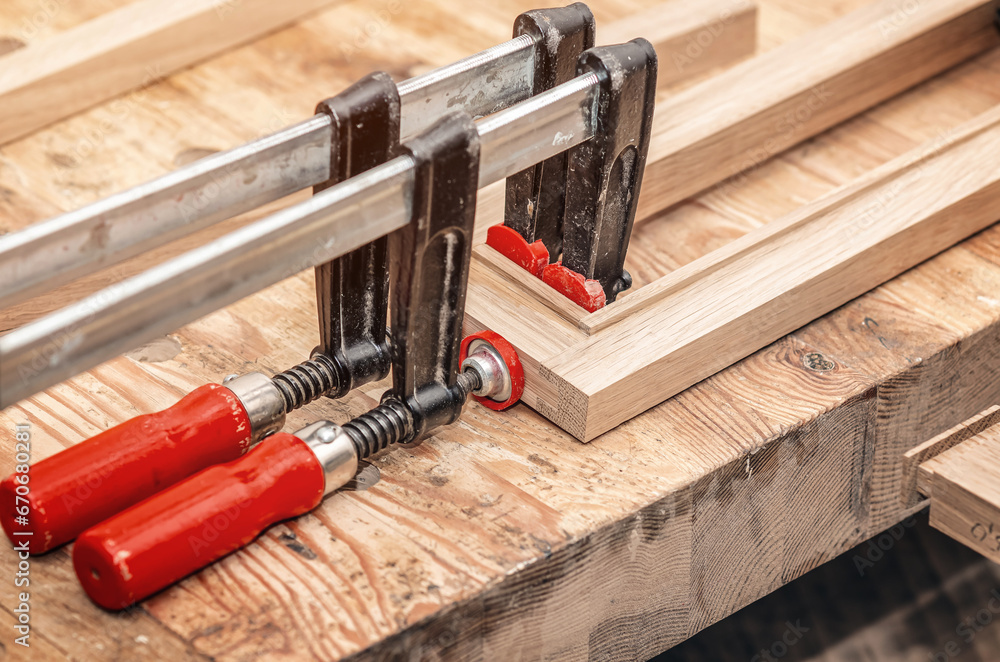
[277, 86, 488, 452]
[270, 73, 401, 411]
[561, 40, 658, 303]
[274, 4, 656, 453]
[496, 25, 658, 310]
[312, 72, 399, 396]
[505, 3, 595, 258]
[340, 112, 483, 453]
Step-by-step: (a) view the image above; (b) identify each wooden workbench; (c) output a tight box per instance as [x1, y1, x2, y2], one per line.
[3, 0, 1000, 659]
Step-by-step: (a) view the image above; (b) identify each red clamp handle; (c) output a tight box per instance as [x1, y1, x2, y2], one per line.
[74, 432, 325, 610]
[1, 383, 252, 554]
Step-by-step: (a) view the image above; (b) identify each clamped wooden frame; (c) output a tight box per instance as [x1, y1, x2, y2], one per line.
[466, 0, 1000, 442]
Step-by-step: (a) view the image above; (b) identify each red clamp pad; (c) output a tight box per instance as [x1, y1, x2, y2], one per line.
[460, 331, 525, 411]
[486, 224, 549, 278]
[542, 263, 607, 313]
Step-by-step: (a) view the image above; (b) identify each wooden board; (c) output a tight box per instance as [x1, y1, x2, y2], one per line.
[635, 0, 1000, 219]
[601, 0, 757, 88]
[4, 0, 1000, 660]
[902, 404, 1000, 504]
[918, 424, 1000, 564]
[0, 0, 349, 146]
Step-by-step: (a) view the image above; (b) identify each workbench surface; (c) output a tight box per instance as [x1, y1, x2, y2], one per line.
[3, 0, 1000, 660]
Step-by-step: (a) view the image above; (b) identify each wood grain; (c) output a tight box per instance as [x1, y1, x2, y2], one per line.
[636, 0, 1000, 220]
[902, 404, 1000, 502]
[0, 0, 343, 145]
[4, 0, 1000, 660]
[470, 101, 1000, 441]
[601, 0, 757, 88]
[920, 425, 1000, 564]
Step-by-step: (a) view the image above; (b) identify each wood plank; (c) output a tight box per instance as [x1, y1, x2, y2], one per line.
[0, 0, 342, 145]
[836, 241, 1000, 533]
[601, 0, 757, 88]
[902, 405, 1000, 502]
[920, 425, 1000, 564]
[635, 0, 1000, 220]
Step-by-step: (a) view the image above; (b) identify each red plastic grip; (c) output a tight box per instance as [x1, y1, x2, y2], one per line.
[0, 383, 252, 555]
[74, 432, 325, 610]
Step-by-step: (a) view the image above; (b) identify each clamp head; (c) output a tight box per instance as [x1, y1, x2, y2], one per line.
[460, 331, 524, 411]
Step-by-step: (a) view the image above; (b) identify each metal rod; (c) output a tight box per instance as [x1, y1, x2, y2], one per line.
[0, 35, 537, 310]
[397, 34, 536, 139]
[0, 117, 332, 308]
[0, 72, 599, 408]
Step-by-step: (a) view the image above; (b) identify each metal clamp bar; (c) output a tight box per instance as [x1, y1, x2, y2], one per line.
[0, 71, 600, 408]
[0, 33, 537, 310]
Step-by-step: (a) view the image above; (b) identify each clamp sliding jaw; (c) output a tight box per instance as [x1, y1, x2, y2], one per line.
[505, 3, 596, 260]
[491, 25, 658, 312]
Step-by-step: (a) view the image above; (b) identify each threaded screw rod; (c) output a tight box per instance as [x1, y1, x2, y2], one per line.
[343, 369, 480, 460]
[271, 353, 345, 412]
